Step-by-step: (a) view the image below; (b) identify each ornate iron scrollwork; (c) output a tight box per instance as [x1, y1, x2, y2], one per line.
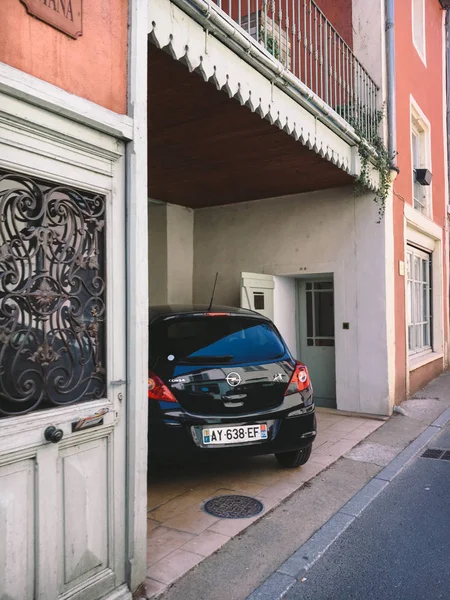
[0, 172, 106, 416]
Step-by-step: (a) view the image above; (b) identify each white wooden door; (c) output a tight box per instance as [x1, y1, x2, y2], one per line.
[0, 101, 129, 600]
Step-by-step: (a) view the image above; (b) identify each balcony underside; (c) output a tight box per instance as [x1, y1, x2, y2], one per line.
[148, 43, 354, 208]
[146, 0, 382, 209]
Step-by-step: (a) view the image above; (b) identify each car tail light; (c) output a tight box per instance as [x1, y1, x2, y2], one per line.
[202, 312, 231, 316]
[148, 372, 177, 402]
[284, 361, 310, 396]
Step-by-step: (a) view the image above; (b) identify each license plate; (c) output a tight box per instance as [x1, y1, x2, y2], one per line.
[202, 424, 268, 446]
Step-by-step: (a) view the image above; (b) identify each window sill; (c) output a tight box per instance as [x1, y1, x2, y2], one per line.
[405, 203, 441, 241]
[412, 204, 430, 219]
[409, 351, 443, 372]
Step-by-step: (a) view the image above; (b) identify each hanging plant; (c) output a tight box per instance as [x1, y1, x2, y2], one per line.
[337, 103, 395, 222]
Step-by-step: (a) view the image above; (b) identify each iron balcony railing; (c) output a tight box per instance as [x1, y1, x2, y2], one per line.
[214, 0, 379, 139]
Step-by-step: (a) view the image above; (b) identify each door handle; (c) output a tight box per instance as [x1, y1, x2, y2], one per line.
[44, 425, 64, 444]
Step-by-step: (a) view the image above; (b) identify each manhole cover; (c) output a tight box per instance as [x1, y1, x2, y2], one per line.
[203, 495, 264, 519]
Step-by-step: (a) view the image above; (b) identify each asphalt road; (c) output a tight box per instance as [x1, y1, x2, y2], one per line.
[285, 427, 450, 600]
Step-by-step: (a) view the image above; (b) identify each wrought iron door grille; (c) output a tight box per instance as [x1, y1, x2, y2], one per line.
[0, 171, 106, 417]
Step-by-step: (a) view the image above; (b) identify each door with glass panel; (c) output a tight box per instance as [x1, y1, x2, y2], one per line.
[406, 246, 432, 356]
[0, 162, 127, 600]
[297, 279, 336, 408]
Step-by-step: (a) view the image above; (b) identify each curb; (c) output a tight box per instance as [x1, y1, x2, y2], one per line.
[246, 408, 450, 600]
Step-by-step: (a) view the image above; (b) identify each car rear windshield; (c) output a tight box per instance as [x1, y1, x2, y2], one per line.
[150, 316, 286, 365]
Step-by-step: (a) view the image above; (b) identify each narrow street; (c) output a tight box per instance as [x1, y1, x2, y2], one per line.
[155, 376, 450, 600]
[285, 424, 450, 600]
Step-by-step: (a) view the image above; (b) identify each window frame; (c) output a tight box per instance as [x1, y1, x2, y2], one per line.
[412, 0, 426, 64]
[406, 245, 432, 357]
[410, 102, 432, 218]
[305, 281, 335, 348]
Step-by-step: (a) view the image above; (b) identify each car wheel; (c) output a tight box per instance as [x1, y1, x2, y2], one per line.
[275, 444, 312, 468]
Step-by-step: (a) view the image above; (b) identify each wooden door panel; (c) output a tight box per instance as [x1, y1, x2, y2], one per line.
[0, 458, 35, 600]
[60, 437, 110, 590]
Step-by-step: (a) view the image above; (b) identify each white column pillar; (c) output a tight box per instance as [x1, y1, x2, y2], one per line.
[125, 0, 149, 594]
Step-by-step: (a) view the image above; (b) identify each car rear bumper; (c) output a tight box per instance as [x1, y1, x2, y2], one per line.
[148, 410, 317, 459]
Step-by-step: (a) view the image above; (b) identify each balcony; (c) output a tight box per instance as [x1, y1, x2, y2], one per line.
[214, 0, 379, 139]
[148, 0, 381, 205]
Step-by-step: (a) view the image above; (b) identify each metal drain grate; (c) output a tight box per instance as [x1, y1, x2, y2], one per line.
[441, 451, 450, 461]
[421, 448, 444, 459]
[203, 495, 264, 519]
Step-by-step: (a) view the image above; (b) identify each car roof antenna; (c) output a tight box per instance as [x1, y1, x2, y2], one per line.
[208, 272, 219, 312]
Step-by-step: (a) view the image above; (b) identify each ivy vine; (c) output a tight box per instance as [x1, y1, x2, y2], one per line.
[337, 103, 396, 222]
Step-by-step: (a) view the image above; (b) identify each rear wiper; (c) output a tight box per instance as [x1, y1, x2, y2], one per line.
[177, 355, 233, 364]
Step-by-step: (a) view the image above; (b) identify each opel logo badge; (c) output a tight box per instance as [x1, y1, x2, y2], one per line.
[226, 372, 241, 387]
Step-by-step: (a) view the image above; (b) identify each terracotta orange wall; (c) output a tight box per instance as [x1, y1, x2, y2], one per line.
[410, 357, 444, 396]
[0, 0, 128, 114]
[393, 0, 447, 402]
[315, 0, 353, 48]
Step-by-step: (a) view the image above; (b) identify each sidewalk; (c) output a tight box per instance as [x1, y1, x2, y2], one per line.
[150, 371, 450, 600]
[146, 411, 384, 597]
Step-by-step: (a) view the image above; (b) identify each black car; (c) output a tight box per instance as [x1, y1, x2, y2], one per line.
[148, 305, 316, 468]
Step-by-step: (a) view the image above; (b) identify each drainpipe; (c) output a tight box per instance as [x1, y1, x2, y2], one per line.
[446, 10, 450, 183]
[446, 8, 450, 369]
[384, 0, 399, 408]
[385, 0, 399, 171]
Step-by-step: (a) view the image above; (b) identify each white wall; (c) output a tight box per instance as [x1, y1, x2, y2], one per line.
[354, 194, 392, 415]
[148, 202, 194, 305]
[166, 203, 194, 304]
[352, 0, 384, 90]
[193, 187, 392, 416]
[148, 203, 168, 304]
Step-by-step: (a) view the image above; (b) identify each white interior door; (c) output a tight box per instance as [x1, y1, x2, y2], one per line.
[241, 272, 275, 320]
[297, 280, 336, 408]
[0, 111, 128, 600]
[273, 276, 297, 355]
